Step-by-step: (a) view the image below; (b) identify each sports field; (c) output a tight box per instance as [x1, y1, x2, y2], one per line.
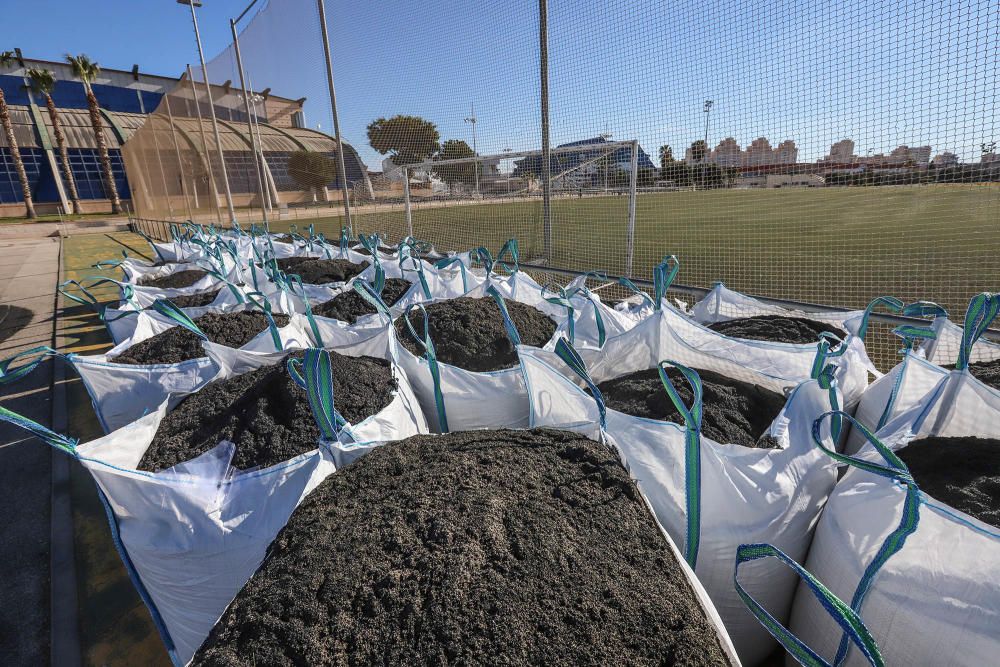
[260, 183, 998, 317]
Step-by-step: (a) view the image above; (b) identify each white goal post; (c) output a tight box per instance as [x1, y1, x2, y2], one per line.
[399, 139, 642, 275]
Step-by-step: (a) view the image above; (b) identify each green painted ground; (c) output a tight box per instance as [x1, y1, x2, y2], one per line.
[59, 232, 170, 667]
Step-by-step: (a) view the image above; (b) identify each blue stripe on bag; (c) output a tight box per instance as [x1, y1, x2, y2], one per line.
[541, 283, 576, 345]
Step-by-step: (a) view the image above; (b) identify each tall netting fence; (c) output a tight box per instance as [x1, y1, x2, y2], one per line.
[124, 0, 999, 366]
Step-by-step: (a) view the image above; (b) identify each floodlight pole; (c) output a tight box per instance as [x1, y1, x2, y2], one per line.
[181, 0, 237, 224]
[465, 104, 479, 197]
[316, 0, 354, 236]
[702, 99, 713, 189]
[230, 17, 268, 227]
[539, 0, 552, 261]
[187, 64, 222, 223]
[625, 139, 638, 277]
[163, 92, 195, 220]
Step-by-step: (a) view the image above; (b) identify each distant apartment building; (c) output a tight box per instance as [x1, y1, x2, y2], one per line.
[685, 137, 799, 167]
[824, 139, 857, 162]
[931, 152, 959, 167]
[712, 137, 742, 167]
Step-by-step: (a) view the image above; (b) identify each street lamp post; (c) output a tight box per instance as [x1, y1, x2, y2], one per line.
[178, 0, 237, 224]
[702, 99, 714, 189]
[230, 13, 268, 226]
[465, 104, 479, 198]
[503, 147, 512, 196]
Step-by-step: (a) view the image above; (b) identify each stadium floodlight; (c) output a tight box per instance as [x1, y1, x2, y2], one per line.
[465, 104, 480, 197]
[179, 0, 237, 223]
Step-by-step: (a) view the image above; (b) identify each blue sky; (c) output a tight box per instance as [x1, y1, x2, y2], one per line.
[4, 0, 997, 169]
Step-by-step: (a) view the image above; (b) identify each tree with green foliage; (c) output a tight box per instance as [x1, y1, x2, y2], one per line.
[433, 139, 476, 192]
[367, 115, 440, 166]
[658, 144, 673, 169]
[288, 151, 339, 202]
[66, 54, 122, 213]
[0, 51, 36, 218]
[27, 67, 82, 214]
[689, 139, 708, 164]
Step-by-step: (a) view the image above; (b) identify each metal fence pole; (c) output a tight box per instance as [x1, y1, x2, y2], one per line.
[539, 0, 552, 262]
[625, 139, 639, 277]
[186, 0, 237, 224]
[186, 64, 222, 224]
[316, 0, 354, 236]
[163, 94, 195, 220]
[231, 17, 268, 228]
[403, 166, 414, 238]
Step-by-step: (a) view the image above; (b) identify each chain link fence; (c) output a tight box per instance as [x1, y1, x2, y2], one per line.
[124, 0, 999, 368]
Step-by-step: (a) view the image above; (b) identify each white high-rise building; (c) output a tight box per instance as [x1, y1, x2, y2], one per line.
[745, 137, 775, 166]
[712, 137, 743, 167]
[773, 140, 798, 164]
[823, 139, 857, 163]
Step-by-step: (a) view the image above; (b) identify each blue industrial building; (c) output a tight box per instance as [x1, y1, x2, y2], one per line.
[0, 54, 370, 217]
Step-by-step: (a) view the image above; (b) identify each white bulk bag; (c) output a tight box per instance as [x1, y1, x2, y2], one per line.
[393, 274, 568, 433]
[786, 372, 1000, 667]
[849, 294, 1000, 454]
[69, 302, 312, 432]
[520, 334, 841, 666]
[0, 345, 427, 666]
[689, 283, 892, 400]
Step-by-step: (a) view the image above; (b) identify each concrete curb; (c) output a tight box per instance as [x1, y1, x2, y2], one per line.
[50, 235, 82, 667]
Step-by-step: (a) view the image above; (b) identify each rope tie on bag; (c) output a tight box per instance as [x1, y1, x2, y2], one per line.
[541, 283, 576, 345]
[0, 346, 60, 385]
[401, 301, 449, 433]
[856, 296, 903, 340]
[433, 256, 470, 293]
[59, 278, 141, 323]
[287, 348, 350, 443]
[150, 298, 208, 340]
[734, 542, 885, 667]
[956, 292, 1000, 371]
[652, 254, 679, 310]
[553, 338, 606, 429]
[657, 361, 704, 568]
[399, 252, 432, 299]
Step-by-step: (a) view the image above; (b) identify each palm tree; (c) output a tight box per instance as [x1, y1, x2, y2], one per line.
[0, 51, 37, 218]
[27, 67, 82, 215]
[66, 54, 122, 214]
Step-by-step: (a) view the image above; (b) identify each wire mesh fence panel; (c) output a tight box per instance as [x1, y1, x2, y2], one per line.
[122, 0, 997, 366]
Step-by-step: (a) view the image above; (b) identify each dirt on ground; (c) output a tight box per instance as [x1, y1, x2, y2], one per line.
[112, 311, 291, 365]
[273, 257, 367, 285]
[313, 279, 412, 324]
[158, 288, 222, 309]
[138, 269, 207, 289]
[192, 428, 730, 667]
[353, 244, 396, 256]
[954, 358, 1000, 391]
[136, 351, 396, 472]
[595, 366, 785, 448]
[896, 436, 1000, 528]
[707, 315, 847, 344]
[395, 296, 557, 372]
